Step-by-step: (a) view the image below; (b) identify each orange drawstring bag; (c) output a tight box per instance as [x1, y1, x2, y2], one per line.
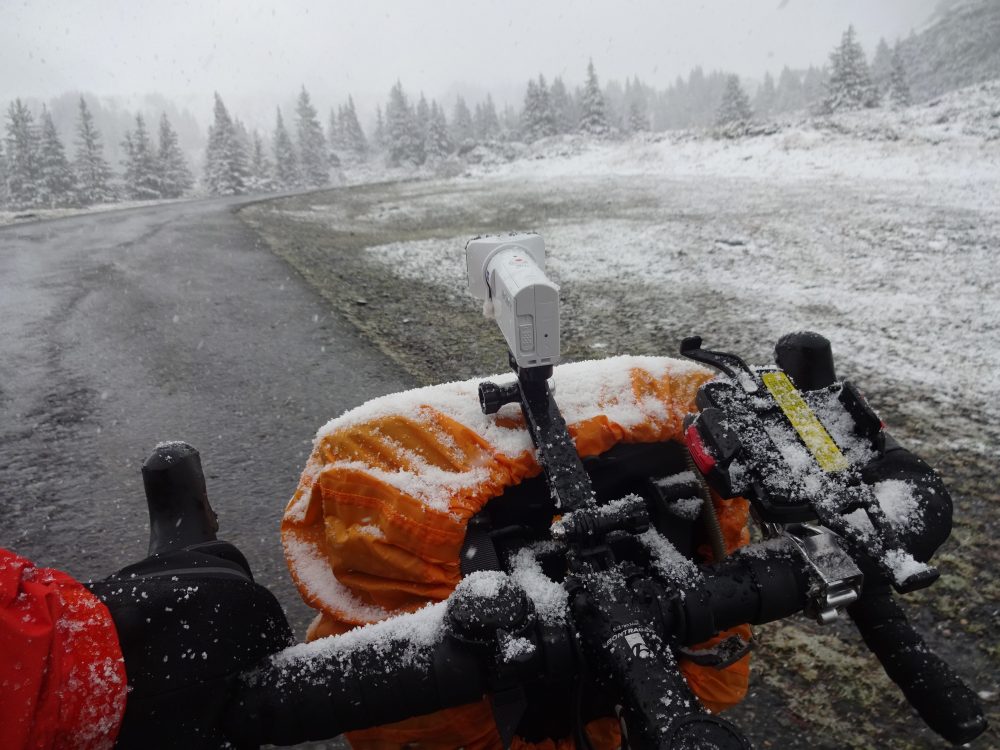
[283, 356, 752, 749]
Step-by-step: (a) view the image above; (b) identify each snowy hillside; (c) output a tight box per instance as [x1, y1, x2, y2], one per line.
[295, 81, 997, 458]
[462, 79, 1000, 193]
[903, 0, 1000, 101]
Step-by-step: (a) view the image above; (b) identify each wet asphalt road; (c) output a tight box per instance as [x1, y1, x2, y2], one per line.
[0, 196, 414, 638]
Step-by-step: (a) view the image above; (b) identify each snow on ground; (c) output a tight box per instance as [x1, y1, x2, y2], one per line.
[345, 82, 999, 458]
[0, 196, 193, 227]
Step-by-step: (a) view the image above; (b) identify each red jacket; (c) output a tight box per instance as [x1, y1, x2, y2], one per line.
[0, 549, 126, 750]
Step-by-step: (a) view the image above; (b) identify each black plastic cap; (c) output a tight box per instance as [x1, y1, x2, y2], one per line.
[774, 331, 837, 391]
[142, 441, 219, 555]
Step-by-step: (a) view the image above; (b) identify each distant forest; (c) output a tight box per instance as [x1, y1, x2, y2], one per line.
[2, 0, 997, 210]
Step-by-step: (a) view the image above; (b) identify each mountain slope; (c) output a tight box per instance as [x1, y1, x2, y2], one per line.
[903, 0, 1000, 100]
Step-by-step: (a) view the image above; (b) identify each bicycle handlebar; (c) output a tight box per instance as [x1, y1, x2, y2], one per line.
[224, 538, 986, 749]
[142, 441, 986, 749]
[849, 581, 987, 746]
[225, 544, 813, 748]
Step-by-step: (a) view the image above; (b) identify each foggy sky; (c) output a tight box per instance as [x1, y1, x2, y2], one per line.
[2, 0, 941, 124]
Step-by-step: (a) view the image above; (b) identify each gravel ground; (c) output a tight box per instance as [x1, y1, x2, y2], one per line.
[240, 172, 998, 750]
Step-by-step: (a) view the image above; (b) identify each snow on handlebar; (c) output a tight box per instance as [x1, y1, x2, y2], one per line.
[225, 543, 811, 748]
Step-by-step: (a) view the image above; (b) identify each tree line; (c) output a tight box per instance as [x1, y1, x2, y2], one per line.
[2, 27, 917, 209]
[715, 26, 912, 128]
[1, 97, 192, 210]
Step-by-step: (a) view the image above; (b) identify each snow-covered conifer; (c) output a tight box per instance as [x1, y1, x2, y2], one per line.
[122, 113, 161, 200]
[234, 118, 252, 160]
[520, 76, 556, 142]
[578, 59, 609, 136]
[37, 107, 77, 207]
[450, 95, 475, 146]
[754, 72, 777, 118]
[385, 81, 422, 166]
[474, 94, 500, 140]
[0, 140, 7, 207]
[414, 93, 430, 163]
[248, 130, 275, 192]
[425, 101, 452, 160]
[821, 26, 880, 113]
[272, 107, 299, 190]
[373, 105, 386, 150]
[887, 44, 911, 108]
[327, 109, 341, 153]
[775, 67, 804, 113]
[520, 78, 541, 141]
[4, 99, 42, 209]
[157, 113, 192, 198]
[73, 97, 114, 205]
[621, 77, 650, 133]
[536, 75, 556, 137]
[871, 38, 893, 93]
[339, 96, 368, 159]
[500, 103, 519, 139]
[802, 66, 828, 109]
[549, 77, 575, 134]
[204, 93, 250, 195]
[295, 87, 329, 187]
[716, 75, 752, 127]
[628, 99, 649, 133]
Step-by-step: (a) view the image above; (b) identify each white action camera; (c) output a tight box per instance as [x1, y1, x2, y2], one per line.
[466, 233, 560, 370]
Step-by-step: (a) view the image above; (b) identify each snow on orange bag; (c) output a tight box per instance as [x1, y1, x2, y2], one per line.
[282, 356, 752, 749]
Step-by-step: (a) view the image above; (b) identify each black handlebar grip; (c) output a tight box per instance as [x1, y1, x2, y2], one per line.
[848, 583, 987, 745]
[142, 441, 219, 555]
[225, 625, 487, 747]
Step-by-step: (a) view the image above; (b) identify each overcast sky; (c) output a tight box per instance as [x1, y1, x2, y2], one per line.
[2, 0, 941, 122]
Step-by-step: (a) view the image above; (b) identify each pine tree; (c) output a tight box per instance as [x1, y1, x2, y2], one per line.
[500, 103, 520, 140]
[520, 78, 542, 141]
[73, 97, 114, 205]
[521, 76, 556, 142]
[425, 101, 452, 161]
[295, 86, 329, 187]
[272, 108, 299, 189]
[715, 75, 753, 127]
[578, 59, 609, 136]
[327, 108, 341, 153]
[473, 99, 498, 141]
[234, 118, 252, 163]
[0, 140, 7, 208]
[373, 105, 386, 150]
[481, 94, 501, 139]
[754, 72, 777, 119]
[385, 81, 421, 166]
[622, 77, 650, 133]
[774, 67, 804, 113]
[248, 130, 275, 192]
[536, 75, 556, 137]
[340, 96, 368, 161]
[871, 38, 893, 94]
[887, 44, 911, 108]
[450, 96, 475, 146]
[4, 99, 42, 209]
[549, 77, 575, 134]
[822, 25, 880, 113]
[204, 93, 249, 195]
[628, 99, 649, 133]
[414, 93, 430, 164]
[121, 113, 162, 200]
[156, 113, 192, 198]
[802, 66, 828, 109]
[37, 107, 77, 207]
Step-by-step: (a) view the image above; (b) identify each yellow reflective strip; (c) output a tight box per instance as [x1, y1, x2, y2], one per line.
[762, 371, 849, 473]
